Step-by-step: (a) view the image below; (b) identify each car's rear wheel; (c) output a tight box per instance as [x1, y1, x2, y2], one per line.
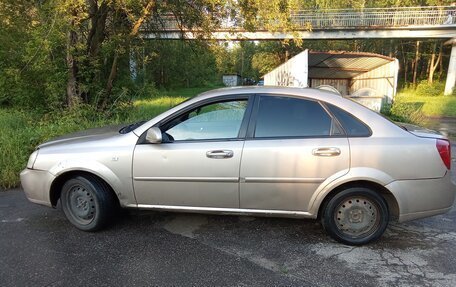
[321, 187, 389, 245]
[61, 175, 117, 231]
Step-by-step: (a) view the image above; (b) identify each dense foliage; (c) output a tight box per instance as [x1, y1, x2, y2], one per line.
[0, 87, 200, 189]
[0, 0, 302, 110]
[1, 1, 455, 188]
[1, 0, 453, 111]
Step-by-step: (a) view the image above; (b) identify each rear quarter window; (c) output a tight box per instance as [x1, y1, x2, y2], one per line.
[326, 104, 371, 137]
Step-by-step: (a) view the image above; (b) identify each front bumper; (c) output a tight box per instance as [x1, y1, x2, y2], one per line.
[20, 168, 55, 207]
[386, 171, 456, 222]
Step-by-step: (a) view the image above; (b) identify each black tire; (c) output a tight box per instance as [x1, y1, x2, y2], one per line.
[61, 175, 117, 231]
[321, 187, 389, 245]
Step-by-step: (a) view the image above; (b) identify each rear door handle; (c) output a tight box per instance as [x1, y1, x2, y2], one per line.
[206, 150, 234, 159]
[312, 147, 341, 157]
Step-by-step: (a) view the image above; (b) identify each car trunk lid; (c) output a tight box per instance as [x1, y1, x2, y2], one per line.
[396, 122, 447, 139]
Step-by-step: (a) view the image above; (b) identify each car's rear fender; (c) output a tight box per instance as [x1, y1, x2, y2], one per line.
[349, 137, 448, 180]
[308, 167, 397, 218]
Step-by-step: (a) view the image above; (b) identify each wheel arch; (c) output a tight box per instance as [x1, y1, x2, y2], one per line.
[50, 170, 120, 208]
[317, 180, 400, 221]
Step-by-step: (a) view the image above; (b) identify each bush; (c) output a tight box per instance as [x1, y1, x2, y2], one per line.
[0, 86, 214, 189]
[0, 97, 186, 189]
[0, 105, 129, 189]
[382, 99, 425, 125]
[390, 102, 425, 124]
[0, 110, 38, 189]
[134, 83, 162, 100]
[413, 81, 445, 97]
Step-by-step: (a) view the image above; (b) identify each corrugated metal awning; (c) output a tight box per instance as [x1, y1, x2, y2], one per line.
[308, 51, 394, 79]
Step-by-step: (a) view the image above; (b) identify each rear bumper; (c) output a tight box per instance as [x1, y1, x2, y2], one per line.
[386, 171, 456, 222]
[20, 168, 54, 207]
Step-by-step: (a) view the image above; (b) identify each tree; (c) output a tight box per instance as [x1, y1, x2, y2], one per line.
[252, 52, 282, 76]
[428, 42, 443, 84]
[412, 41, 420, 85]
[1, 0, 453, 111]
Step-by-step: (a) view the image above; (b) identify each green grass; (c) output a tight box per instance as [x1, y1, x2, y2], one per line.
[393, 91, 456, 118]
[0, 86, 216, 189]
[385, 82, 456, 125]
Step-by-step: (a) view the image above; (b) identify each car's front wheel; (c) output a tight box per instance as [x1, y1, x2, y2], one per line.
[61, 175, 117, 231]
[321, 187, 389, 245]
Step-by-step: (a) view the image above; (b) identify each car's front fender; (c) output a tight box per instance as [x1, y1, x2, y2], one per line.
[48, 159, 136, 207]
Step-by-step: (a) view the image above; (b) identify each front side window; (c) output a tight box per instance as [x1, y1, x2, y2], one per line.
[254, 96, 334, 138]
[163, 100, 248, 141]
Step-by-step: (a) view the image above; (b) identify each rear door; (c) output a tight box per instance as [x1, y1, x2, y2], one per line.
[239, 94, 350, 212]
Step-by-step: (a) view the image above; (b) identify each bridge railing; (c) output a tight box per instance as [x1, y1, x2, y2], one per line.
[152, 6, 456, 32]
[291, 6, 456, 29]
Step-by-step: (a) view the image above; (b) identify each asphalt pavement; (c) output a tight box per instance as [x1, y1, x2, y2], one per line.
[1, 146, 455, 287]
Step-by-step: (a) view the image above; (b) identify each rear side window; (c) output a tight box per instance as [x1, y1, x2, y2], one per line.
[326, 104, 371, 137]
[254, 96, 333, 138]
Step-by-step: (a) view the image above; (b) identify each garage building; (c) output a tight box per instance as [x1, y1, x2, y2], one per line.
[264, 50, 399, 111]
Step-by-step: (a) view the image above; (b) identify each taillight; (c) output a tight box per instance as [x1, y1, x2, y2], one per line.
[436, 139, 451, 170]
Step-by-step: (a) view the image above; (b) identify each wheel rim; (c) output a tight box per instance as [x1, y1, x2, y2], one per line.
[334, 196, 380, 238]
[66, 184, 96, 225]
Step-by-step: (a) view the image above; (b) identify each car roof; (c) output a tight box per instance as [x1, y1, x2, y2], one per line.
[196, 86, 342, 100]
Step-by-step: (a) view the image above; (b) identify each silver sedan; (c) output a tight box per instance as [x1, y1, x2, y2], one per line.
[21, 87, 455, 245]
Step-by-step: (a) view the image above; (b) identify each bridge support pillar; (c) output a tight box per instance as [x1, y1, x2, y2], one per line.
[444, 39, 456, 95]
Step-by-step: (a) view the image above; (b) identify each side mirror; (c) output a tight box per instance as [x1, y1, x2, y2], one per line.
[145, 127, 162, 144]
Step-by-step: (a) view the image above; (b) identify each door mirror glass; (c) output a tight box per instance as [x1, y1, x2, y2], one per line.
[146, 127, 162, 144]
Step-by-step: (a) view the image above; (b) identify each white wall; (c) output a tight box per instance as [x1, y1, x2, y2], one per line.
[264, 50, 308, 87]
[222, 75, 241, 86]
[351, 60, 399, 103]
[310, 79, 349, 96]
[263, 49, 399, 105]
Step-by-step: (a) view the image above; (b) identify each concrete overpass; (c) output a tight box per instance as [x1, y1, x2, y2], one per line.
[141, 6, 456, 94]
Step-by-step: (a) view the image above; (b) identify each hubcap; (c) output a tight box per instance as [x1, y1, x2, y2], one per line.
[334, 197, 379, 237]
[68, 185, 96, 225]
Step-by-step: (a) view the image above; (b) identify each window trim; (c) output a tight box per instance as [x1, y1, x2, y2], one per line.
[138, 94, 254, 144]
[246, 94, 346, 140]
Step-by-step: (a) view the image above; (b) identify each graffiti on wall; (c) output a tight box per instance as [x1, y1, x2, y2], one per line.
[276, 71, 306, 87]
[223, 76, 240, 87]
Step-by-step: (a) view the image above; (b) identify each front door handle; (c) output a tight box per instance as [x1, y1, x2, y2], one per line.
[206, 150, 234, 159]
[312, 147, 341, 157]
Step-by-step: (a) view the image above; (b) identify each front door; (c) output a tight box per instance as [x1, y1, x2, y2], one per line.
[240, 95, 350, 212]
[133, 96, 251, 208]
